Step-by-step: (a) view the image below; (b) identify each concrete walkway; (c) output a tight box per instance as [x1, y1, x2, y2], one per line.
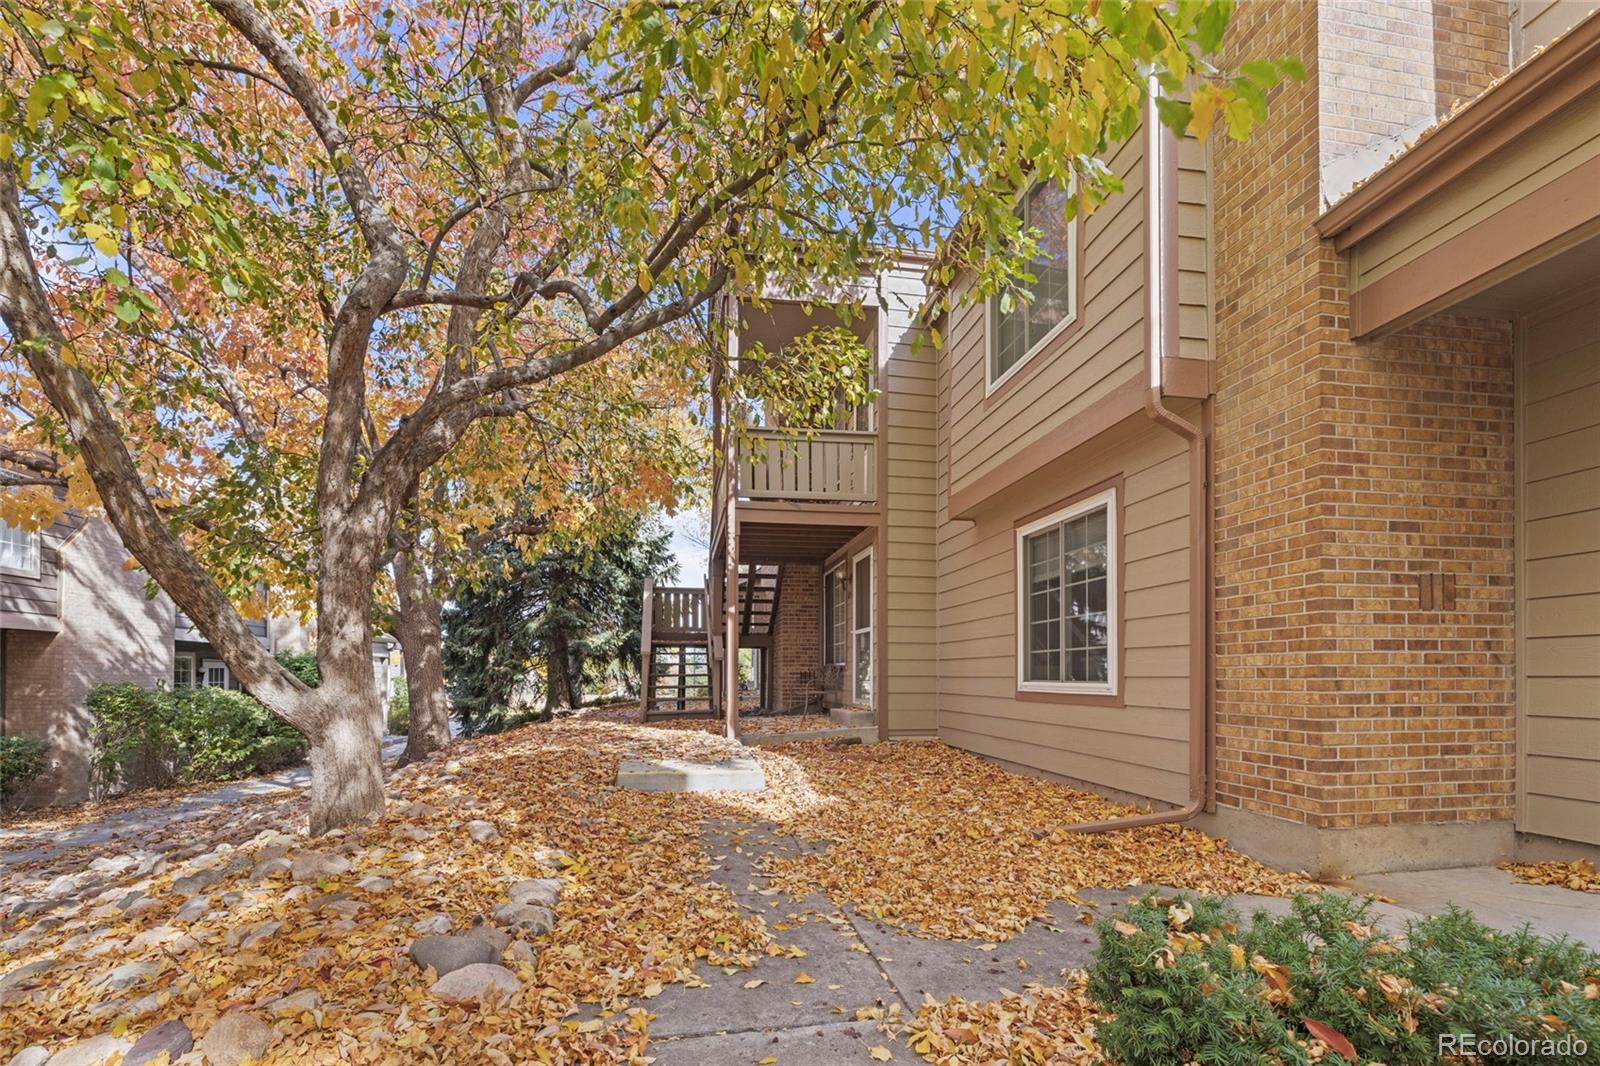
[0, 736, 407, 867]
[646, 820, 1600, 1065]
[1348, 866, 1600, 945]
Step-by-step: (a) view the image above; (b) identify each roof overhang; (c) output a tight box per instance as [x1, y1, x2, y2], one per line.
[1317, 11, 1600, 252]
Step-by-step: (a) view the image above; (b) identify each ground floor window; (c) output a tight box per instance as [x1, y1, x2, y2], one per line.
[1016, 487, 1116, 694]
[173, 654, 195, 689]
[201, 659, 232, 689]
[824, 564, 846, 666]
[851, 549, 872, 705]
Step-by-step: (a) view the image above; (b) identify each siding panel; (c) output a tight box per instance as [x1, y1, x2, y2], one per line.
[1518, 294, 1600, 844]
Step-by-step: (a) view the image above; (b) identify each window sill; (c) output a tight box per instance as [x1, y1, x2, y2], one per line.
[1015, 686, 1124, 708]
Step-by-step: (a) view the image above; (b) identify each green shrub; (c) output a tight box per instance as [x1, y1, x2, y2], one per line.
[172, 686, 306, 779]
[0, 736, 50, 804]
[1088, 891, 1600, 1066]
[87, 682, 182, 790]
[387, 678, 410, 735]
[274, 650, 320, 687]
[87, 680, 307, 791]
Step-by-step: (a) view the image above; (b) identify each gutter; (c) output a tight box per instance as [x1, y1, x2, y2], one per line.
[1316, 8, 1600, 249]
[1064, 83, 1215, 834]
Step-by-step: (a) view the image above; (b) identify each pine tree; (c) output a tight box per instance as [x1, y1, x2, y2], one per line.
[442, 520, 675, 734]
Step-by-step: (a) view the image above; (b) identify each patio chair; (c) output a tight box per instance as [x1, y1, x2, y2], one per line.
[793, 663, 843, 713]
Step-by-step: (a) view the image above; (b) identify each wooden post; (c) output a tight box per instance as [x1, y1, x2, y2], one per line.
[638, 577, 654, 720]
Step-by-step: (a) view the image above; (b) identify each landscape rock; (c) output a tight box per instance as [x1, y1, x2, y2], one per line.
[42, 1034, 132, 1066]
[289, 852, 352, 882]
[428, 962, 518, 1002]
[128, 925, 182, 952]
[170, 869, 223, 897]
[462, 925, 511, 951]
[507, 878, 563, 907]
[5, 1046, 48, 1066]
[267, 989, 323, 1015]
[123, 1019, 193, 1066]
[356, 876, 393, 892]
[250, 857, 291, 881]
[412, 913, 452, 935]
[226, 920, 281, 949]
[464, 820, 500, 843]
[491, 902, 554, 934]
[196, 1011, 275, 1066]
[93, 960, 163, 991]
[506, 940, 538, 967]
[0, 959, 53, 991]
[408, 934, 499, 977]
[174, 896, 211, 924]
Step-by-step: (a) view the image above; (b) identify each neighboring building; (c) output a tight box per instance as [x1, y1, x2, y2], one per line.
[0, 512, 404, 806]
[673, 0, 1600, 875]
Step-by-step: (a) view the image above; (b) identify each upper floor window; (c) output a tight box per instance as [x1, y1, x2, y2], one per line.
[1016, 488, 1116, 694]
[0, 520, 40, 576]
[988, 181, 1079, 392]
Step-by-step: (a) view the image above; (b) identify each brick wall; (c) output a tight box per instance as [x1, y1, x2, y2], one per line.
[772, 564, 821, 711]
[1317, 0, 1509, 203]
[1433, 0, 1510, 113]
[4, 518, 173, 805]
[1212, 0, 1517, 832]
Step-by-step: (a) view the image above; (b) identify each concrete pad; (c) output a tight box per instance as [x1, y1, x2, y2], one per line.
[616, 757, 766, 793]
[1345, 866, 1600, 947]
[650, 1021, 917, 1065]
[740, 727, 874, 747]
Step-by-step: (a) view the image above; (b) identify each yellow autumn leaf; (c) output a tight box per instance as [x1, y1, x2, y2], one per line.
[793, 972, 814, 984]
[743, 979, 765, 989]
[867, 1046, 893, 1061]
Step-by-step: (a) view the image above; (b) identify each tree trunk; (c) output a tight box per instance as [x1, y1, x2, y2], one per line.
[393, 549, 451, 764]
[306, 695, 386, 836]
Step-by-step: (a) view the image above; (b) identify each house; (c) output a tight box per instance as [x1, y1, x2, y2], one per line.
[0, 512, 404, 807]
[651, 0, 1600, 876]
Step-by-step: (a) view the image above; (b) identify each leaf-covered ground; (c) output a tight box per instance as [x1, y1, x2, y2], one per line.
[1499, 858, 1600, 893]
[1, 716, 1308, 1064]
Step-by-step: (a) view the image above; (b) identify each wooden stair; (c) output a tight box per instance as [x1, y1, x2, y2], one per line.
[740, 564, 780, 637]
[646, 642, 712, 716]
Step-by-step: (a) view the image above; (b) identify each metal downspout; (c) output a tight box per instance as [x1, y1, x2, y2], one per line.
[1063, 83, 1214, 834]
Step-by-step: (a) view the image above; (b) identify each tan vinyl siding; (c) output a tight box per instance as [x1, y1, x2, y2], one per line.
[1177, 133, 1214, 361]
[945, 131, 1147, 500]
[933, 330, 1195, 806]
[882, 263, 939, 736]
[1517, 294, 1600, 845]
[1352, 88, 1600, 290]
[1514, 0, 1599, 62]
[943, 124, 1211, 502]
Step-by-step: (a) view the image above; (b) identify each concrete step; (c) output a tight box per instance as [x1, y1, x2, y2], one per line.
[829, 707, 876, 728]
[617, 756, 766, 792]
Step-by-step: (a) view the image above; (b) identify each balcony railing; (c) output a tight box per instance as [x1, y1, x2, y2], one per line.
[649, 584, 707, 635]
[737, 428, 876, 503]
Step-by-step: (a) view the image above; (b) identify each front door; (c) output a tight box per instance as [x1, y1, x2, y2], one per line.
[851, 548, 873, 705]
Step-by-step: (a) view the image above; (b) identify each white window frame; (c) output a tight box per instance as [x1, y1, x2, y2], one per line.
[823, 562, 847, 667]
[0, 521, 41, 578]
[850, 546, 874, 706]
[173, 653, 196, 690]
[986, 181, 1080, 396]
[1014, 487, 1118, 696]
[201, 658, 231, 689]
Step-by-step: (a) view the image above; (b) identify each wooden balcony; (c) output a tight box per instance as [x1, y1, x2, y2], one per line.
[736, 428, 877, 504]
[647, 583, 707, 641]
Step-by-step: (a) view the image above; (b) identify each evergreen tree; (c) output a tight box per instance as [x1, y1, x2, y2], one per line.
[443, 520, 675, 735]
